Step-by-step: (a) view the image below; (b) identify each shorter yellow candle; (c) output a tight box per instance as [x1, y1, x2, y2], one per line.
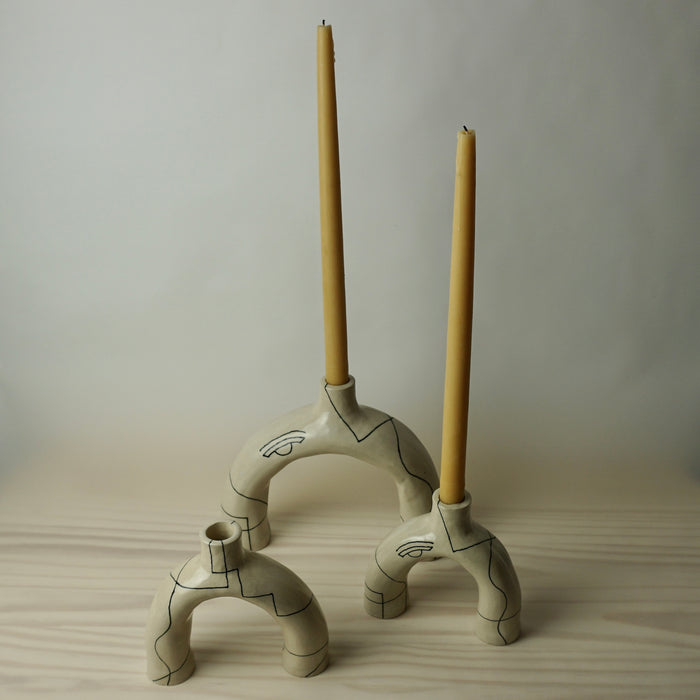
[439, 128, 476, 505]
[317, 23, 349, 386]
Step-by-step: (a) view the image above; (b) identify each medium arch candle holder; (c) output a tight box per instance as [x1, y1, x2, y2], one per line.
[364, 128, 521, 645]
[364, 490, 521, 644]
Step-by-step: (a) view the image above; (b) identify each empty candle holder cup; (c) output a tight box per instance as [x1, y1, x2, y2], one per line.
[145, 521, 329, 685]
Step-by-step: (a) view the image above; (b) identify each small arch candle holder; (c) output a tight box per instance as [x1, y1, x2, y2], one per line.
[145, 521, 329, 684]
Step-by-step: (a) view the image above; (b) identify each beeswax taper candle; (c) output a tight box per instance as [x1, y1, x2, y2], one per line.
[317, 23, 349, 386]
[439, 128, 476, 505]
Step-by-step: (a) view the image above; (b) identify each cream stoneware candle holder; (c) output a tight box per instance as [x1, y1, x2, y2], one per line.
[145, 521, 329, 684]
[364, 489, 521, 645]
[363, 129, 522, 646]
[219, 26, 436, 552]
[222, 376, 439, 550]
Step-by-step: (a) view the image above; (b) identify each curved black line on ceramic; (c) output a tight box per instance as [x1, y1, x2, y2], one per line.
[486, 538, 509, 644]
[229, 474, 268, 505]
[260, 430, 307, 458]
[396, 540, 435, 558]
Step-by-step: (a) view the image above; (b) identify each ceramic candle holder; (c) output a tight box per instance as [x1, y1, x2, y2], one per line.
[222, 376, 439, 550]
[364, 489, 521, 645]
[145, 521, 329, 684]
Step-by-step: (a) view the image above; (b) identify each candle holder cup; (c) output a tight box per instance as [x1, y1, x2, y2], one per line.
[145, 521, 329, 685]
[364, 489, 521, 645]
[222, 375, 439, 551]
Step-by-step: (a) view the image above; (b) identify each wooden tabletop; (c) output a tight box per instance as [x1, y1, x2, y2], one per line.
[1, 448, 698, 699]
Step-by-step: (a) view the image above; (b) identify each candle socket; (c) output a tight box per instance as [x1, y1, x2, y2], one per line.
[222, 376, 439, 550]
[145, 521, 329, 684]
[364, 489, 521, 645]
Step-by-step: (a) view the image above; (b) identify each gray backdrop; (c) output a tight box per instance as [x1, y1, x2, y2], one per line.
[1, 1, 698, 505]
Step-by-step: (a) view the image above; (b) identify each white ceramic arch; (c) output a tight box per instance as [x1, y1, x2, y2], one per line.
[145, 521, 329, 684]
[364, 489, 521, 645]
[222, 376, 439, 550]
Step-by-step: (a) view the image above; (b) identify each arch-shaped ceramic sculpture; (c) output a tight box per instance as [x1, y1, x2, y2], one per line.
[364, 490, 521, 645]
[145, 521, 329, 684]
[222, 376, 439, 550]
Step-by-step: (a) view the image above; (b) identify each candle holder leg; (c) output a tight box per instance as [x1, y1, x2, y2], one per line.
[222, 376, 439, 550]
[364, 489, 520, 645]
[145, 521, 329, 684]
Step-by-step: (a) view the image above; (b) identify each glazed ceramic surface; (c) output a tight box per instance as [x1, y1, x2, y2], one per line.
[364, 489, 521, 645]
[145, 521, 329, 684]
[222, 376, 439, 550]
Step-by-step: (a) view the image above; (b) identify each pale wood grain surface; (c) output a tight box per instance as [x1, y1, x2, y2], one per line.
[1, 452, 698, 699]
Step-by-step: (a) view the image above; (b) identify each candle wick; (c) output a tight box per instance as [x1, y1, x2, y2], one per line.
[463, 125, 468, 132]
[322, 19, 326, 25]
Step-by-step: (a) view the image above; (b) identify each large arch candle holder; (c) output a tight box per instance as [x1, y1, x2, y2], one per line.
[221, 23, 438, 551]
[222, 376, 438, 551]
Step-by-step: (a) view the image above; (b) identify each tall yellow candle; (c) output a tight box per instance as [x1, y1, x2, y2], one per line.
[317, 23, 349, 386]
[439, 128, 476, 505]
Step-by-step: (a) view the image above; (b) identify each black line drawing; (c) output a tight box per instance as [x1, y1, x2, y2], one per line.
[260, 430, 307, 458]
[486, 537, 510, 644]
[323, 382, 436, 495]
[396, 540, 435, 558]
[229, 474, 268, 505]
[437, 501, 495, 553]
